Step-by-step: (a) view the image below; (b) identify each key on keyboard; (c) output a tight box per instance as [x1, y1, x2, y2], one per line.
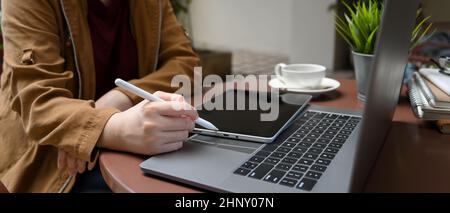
[233, 110, 361, 192]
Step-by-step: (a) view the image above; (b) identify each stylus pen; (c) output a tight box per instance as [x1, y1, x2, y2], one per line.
[115, 79, 219, 131]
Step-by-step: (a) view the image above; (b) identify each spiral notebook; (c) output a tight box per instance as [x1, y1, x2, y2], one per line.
[419, 68, 450, 96]
[414, 71, 450, 109]
[409, 73, 450, 120]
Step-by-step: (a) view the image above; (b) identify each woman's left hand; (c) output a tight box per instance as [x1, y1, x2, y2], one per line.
[57, 89, 133, 175]
[57, 150, 96, 176]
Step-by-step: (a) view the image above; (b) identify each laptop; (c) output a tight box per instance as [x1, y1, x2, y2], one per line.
[140, 0, 419, 193]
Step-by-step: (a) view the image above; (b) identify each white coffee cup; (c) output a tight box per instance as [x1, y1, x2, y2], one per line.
[275, 63, 326, 89]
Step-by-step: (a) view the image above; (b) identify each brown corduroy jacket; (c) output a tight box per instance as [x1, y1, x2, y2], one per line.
[0, 0, 199, 192]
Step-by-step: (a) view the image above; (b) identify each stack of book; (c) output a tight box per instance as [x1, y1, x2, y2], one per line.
[408, 68, 450, 134]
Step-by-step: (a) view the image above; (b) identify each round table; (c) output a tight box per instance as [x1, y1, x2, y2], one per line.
[100, 79, 450, 193]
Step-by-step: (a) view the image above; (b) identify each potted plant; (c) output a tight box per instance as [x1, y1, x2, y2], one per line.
[334, 0, 433, 102]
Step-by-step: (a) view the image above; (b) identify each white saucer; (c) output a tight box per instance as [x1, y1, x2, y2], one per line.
[269, 77, 341, 95]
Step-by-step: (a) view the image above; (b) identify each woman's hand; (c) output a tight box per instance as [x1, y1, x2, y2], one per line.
[98, 92, 198, 156]
[56, 90, 133, 175]
[57, 91, 196, 174]
[57, 150, 96, 176]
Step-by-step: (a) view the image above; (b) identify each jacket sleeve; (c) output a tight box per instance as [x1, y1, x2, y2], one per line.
[1, 0, 119, 162]
[116, 0, 201, 105]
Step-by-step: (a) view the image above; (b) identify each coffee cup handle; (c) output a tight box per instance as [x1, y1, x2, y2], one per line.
[275, 63, 287, 83]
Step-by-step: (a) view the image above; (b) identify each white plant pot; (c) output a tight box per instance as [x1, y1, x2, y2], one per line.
[352, 52, 374, 102]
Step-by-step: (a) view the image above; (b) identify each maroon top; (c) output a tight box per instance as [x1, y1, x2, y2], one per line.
[87, 0, 139, 99]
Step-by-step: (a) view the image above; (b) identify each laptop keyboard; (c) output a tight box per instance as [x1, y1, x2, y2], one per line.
[233, 110, 361, 191]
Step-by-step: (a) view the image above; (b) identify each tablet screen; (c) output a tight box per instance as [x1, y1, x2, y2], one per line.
[196, 90, 311, 138]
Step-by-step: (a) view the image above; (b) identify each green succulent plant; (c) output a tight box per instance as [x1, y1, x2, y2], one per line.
[334, 0, 433, 54]
[170, 0, 192, 17]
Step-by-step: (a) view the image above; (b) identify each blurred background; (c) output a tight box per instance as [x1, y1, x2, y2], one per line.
[0, 0, 449, 78]
[171, 0, 450, 78]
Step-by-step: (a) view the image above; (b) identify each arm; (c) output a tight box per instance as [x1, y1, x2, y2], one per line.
[96, 90, 133, 112]
[2, 0, 119, 162]
[116, 0, 200, 104]
[53, 0, 199, 174]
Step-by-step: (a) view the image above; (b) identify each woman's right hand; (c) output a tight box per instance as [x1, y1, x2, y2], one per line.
[97, 92, 199, 156]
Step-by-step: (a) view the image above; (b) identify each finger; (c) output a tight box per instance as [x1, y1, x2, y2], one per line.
[157, 131, 190, 144]
[156, 116, 195, 132]
[147, 101, 198, 120]
[158, 141, 184, 154]
[88, 161, 96, 171]
[66, 156, 78, 176]
[154, 91, 185, 102]
[57, 150, 67, 170]
[77, 159, 86, 174]
[135, 99, 150, 109]
[88, 152, 99, 171]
